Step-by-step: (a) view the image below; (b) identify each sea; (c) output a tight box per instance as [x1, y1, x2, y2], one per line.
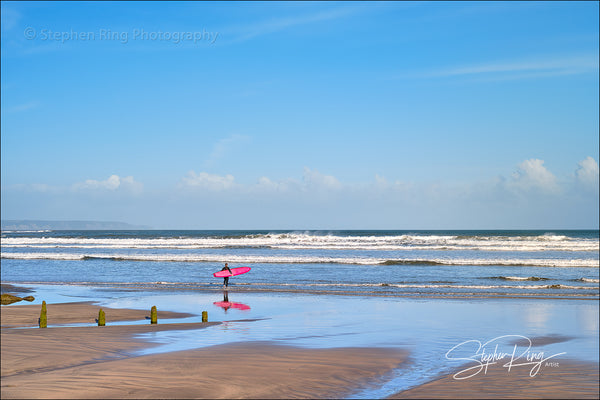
[2, 229, 599, 398]
[1, 229, 598, 298]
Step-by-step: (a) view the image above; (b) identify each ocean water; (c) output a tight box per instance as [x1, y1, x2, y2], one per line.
[2, 230, 598, 398]
[1, 230, 598, 298]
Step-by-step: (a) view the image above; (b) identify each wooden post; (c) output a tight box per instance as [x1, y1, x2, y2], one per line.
[151, 306, 157, 324]
[202, 311, 208, 322]
[39, 301, 47, 328]
[98, 309, 106, 326]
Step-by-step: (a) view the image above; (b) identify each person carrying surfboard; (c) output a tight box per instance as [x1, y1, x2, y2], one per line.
[213, 265, 251, 287]
[221, 263, 232, 287]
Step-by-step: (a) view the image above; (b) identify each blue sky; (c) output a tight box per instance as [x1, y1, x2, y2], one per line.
[1, 1, 598, 229]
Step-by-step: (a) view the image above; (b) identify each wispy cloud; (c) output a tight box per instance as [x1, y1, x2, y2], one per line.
[399, 53, 599, 82]
[203, 134, 250, 169]
[180, 171, 236, 191]
[2, 101, 40, 114]
[220, 6, 361, 44]
[6, 175, 144, 195]
[442, 54, 597, 77]
[0, 3, 21, 32]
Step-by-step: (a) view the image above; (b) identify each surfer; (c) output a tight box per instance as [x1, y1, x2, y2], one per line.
[221, 263, 232, 288]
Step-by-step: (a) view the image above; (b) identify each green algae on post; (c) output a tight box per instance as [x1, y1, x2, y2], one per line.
[151, 305, 157, 324]
[98, 309, 106, 326]
[1, 294, 25, 305]
[39, 301, 47, 328]
[1, 293, 35, 305]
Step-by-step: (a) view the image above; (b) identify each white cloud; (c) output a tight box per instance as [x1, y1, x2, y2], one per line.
[119, 176, 144, 193]
[302, 167, 342, 191]
[510, 159, 559, 193]
[575, 156, 599, 191]
[179, 168, 344, 194]
[254, 176, 297, 192]
[5, 160, 598, 229]
[374, 174, 388, 187]
[73, 175, 143, 193]
[79, 175, 120, 190]
[257, 176, 275, 187]
[180, 171, 235, 191]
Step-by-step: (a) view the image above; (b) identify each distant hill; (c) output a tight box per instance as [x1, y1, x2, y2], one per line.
[1, 220, 152, 231]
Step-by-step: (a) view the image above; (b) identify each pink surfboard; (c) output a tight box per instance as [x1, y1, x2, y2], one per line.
[213, 266, 251, 278]
[213, 301, 251, 311]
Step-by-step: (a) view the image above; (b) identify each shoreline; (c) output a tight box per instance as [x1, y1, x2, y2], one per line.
[0, 301, 196, 328]
[1, 301, 408, 399]
[2, 281, 597, 301]
[2, 285, 599, 398]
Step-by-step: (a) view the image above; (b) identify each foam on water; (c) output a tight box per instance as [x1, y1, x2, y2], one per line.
[2, 231, 598, 252]
[2, 251, 598, 268]
[2, 230, 598, 298]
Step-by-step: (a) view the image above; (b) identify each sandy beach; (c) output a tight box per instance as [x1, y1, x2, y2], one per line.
[391, 359, 599, 399]
[1, 301, 408, 399]
[1, 286, 598, 399]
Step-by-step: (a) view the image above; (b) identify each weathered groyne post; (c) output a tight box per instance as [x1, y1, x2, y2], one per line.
[39, 301, 47, 328]
[151, 306, 157, 324]
[98, 309, 106, 326]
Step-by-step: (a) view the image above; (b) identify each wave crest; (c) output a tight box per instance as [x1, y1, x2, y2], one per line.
[1, 232, 598, 252]
[2, 252, 598, 268]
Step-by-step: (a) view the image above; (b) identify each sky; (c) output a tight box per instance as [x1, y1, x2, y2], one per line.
[1, 1, 598, 230]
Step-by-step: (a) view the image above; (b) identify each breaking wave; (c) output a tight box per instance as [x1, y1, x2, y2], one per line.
[489, 276, 550, 281]
[1, 232, 598, 252]
[2, 251, 598, 268]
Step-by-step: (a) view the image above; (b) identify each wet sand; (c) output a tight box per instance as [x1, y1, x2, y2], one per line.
[390, 359, 599, 399]
[1, 302, 407, 399]
[2, 297, 598, 399]
[0, 301, 195, 327]
[389, 332, 599, 398]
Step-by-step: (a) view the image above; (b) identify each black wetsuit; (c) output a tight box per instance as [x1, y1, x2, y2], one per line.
[222, 267, 232, 287]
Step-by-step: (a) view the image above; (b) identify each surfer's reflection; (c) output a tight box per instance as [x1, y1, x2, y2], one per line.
[213, 291, 250, 312]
